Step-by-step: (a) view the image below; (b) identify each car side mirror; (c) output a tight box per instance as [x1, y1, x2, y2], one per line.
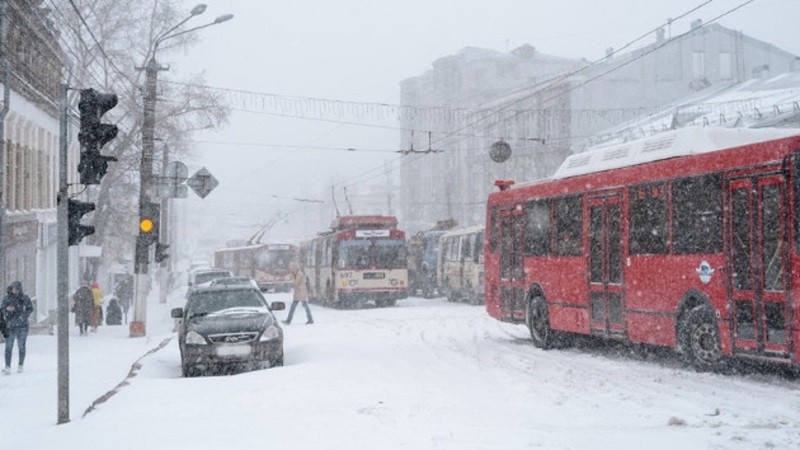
[270, 301, 286, 311]
[171, 308, 184, 319]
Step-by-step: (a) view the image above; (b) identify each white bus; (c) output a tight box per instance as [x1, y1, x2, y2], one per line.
[438, 226, 485, 304]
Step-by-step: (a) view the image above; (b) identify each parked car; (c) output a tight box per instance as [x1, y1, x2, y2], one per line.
[210, 277, 260, 290]
[188, 268, 233, 288]
[171, 285, 286, 377]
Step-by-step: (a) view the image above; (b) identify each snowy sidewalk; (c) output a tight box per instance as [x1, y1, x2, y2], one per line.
[0, 290, 182, 442]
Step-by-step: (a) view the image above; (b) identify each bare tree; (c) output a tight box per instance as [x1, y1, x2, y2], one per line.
[48, 0, 229, 280]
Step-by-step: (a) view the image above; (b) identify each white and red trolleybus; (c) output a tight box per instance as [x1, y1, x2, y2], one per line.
[301, 215, 408, 307]
[484, 127, 800, 371]
[214, 243, 299, 292]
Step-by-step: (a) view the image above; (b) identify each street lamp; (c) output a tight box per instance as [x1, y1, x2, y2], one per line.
[131, 5, 232, 337]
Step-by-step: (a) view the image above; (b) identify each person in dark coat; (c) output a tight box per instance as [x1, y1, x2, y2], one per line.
[105, 298, 122, 326]
[114, 277, 132, 324]
[2, 281, 33, 374]
[72, 285, 94, 335]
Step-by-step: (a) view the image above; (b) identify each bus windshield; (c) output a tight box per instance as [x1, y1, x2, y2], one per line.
[257, 249, 296, 270]
[339, 239, 406, 269]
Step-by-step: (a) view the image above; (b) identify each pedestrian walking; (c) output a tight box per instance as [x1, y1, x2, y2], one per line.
[90, 281, 103, 332]
[72, 284, 94, 335]
[2, 281, 33, 374]
[105, 298, 122, 326]
[114, 277, 132, 324]
[283, 262, 314, 325]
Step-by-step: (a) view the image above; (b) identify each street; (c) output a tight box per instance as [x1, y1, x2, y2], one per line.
[5, 293, 800, 449]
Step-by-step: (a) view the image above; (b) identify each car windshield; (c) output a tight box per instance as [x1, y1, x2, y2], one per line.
[339, 239, 406, 269]
[256, 249, 296, 270]
[186, 290, 267, 318]
[194, 271, 232, 285]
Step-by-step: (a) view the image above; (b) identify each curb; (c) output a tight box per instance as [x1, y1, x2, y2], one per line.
[82, 337, 172, 418]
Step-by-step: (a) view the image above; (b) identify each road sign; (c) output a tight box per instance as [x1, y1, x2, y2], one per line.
[161, 161, 189, 199]
[187, 167, 219, 199]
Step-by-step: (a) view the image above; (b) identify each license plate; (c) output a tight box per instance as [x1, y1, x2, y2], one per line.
[364, 272, 385, 280]
[215, 344, 251, 357]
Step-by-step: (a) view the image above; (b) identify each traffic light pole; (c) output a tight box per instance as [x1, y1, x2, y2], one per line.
[56, 83, 70, 424]
[132, 57, 165, 337]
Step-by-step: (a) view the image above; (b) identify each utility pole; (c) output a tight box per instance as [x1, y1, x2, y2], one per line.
[56, 83, 70, 424]
[159, 142, 170, 304]
[132, 57, 166, 336]
[0, 0, 11, 287]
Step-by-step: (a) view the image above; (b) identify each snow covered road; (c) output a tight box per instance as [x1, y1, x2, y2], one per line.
[6, 296, 800, 449]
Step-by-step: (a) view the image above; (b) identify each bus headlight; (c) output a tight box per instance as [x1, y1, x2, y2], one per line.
[390, 279, 398, 286]
[349, 280, 358, 287]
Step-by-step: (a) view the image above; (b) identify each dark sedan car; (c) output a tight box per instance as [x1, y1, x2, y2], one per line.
[171, 286, 285, 377]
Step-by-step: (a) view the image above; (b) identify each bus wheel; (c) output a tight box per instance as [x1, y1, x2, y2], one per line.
[682, 306, 725, 372]
[526, 295, 553, 349]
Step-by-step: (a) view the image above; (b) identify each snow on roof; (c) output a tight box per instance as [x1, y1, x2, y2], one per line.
[552, 126, 800, 180]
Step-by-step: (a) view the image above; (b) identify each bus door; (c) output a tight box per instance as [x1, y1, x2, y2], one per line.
[727, 175, 791, 357]
[499, 209, 525, 320]
[588, 193, 625, 336]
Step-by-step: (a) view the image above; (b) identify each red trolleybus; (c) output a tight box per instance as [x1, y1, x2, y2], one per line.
[214, 243, 299, 292]
[485, 127, 800, 371]
[301, 216, 408, 308]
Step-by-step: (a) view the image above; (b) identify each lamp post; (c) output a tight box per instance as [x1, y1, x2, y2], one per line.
[131, 5, 232, 337]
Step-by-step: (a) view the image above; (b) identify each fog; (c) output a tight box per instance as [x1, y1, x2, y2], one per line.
[165, 0, 800, 251]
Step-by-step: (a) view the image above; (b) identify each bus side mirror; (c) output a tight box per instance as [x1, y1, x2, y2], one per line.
[171, 308, 184, 319]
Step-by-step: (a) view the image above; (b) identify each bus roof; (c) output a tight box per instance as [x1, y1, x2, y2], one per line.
[331, 215, 399, 230]
[215, 243, 297, 253]
[550, 127, 800, 181]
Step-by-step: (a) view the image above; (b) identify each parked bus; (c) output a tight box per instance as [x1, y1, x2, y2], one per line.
[439, 226, 485, 304]
[301, 215, 408, 307]
[485, 127, 800, 371]
[407, 220, 457, 298]
[214, 243, 299, 292]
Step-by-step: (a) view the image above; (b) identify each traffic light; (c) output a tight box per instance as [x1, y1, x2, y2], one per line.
[139, 202, 160, 247]
[78, 88, 119, 185]
[68, 200, 95, 246]
[155, 242, 170, 263]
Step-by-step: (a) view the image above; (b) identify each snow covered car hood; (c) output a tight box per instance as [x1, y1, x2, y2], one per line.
[186, 311, 275, 337]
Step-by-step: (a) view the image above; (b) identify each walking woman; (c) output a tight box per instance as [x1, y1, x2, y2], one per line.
[283, 262, 314, 325]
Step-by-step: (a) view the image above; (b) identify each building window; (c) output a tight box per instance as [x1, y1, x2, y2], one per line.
[719, 52, 732, 80]
[692, 51, 705, 80]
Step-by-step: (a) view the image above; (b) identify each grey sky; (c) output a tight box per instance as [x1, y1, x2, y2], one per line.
[167, 0, 800, 247]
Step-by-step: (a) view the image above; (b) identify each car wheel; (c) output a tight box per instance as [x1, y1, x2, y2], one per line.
[681, 306, 725, 372]
[182, 364, 197, 378]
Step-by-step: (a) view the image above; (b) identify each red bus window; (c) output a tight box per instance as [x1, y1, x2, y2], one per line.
[673, 175, 723, 254]
[525, 200, 550, 256]
[630, 182, 668, 255]
[554, 196, 582, 256]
